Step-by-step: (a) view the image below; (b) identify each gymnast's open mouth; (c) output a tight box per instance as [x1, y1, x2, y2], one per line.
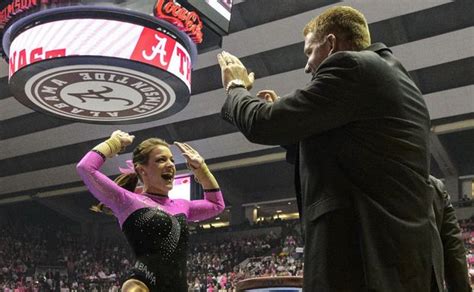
[161, 172, 174, 181]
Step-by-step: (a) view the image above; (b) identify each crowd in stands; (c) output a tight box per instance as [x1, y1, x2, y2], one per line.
[0, 223, 128, 291]
[460, 218, 474, 284]
[186, 220, 304, 291]
[0, 217, 303, 291]
[1, 210, 473, 291]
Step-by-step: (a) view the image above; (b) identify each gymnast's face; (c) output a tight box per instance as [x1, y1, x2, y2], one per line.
[139, 145, 176, 194]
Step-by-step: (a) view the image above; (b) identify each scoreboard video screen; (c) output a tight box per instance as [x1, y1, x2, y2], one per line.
[168, 173, 193, 201]
[181, 0, 233, 35]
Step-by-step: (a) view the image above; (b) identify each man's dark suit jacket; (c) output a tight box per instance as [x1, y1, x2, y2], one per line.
[221, 43, 440, 291]
[430, 176, 471, 291]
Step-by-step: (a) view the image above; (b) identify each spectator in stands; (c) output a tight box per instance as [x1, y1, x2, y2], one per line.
[77, 130, 225, 291]
[430, 176, 471, 291]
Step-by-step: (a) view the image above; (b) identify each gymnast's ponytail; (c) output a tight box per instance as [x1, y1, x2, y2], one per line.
[90, 172, 139, 216]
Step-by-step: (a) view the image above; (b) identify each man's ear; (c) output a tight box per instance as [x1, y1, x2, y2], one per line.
[327, 34, 336, 55]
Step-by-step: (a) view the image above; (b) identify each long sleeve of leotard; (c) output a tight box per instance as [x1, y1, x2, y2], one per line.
[76, 151, 137, 225]
[187, 189, 225, 221]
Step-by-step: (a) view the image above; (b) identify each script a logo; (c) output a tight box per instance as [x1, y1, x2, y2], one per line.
[22, 66, 177, 123]
[67, 86, 134, 106]
[153, 0, 203, 44]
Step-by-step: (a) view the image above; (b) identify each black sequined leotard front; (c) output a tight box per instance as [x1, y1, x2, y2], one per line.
[122, 207, 188, 292]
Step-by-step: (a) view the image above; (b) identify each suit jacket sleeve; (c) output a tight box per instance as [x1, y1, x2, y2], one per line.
[221, 52, 361, 145]
[433, 178, 472, 291]
[281, 144, 297, 165]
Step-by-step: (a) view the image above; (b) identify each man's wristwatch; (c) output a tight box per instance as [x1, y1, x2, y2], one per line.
[225, 79, 246, 94]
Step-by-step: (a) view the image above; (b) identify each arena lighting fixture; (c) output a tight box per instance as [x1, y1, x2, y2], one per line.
[278, 213, 300, 220]
[201, 222, 229, 229]
[2, 5, 197, 124]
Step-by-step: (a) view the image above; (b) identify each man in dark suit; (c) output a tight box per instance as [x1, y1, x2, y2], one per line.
[430, 176, 471, 291]
[217, 6, 442, 291]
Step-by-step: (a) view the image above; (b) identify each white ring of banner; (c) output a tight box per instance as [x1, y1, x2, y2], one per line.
[9, 18, 192, 91]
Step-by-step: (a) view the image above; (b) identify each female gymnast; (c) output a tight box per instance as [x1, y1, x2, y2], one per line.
[77, 130, 225, 291]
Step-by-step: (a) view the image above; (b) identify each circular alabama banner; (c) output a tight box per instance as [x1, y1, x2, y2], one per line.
[6, 9, 195, 124]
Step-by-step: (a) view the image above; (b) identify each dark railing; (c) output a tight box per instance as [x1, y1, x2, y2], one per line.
[236, 276, 303, 292]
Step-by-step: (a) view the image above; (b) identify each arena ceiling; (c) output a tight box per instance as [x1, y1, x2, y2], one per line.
[0, 0, 473, 223]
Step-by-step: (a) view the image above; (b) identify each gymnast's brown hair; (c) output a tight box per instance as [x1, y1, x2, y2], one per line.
[90, 138, 169, 215]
